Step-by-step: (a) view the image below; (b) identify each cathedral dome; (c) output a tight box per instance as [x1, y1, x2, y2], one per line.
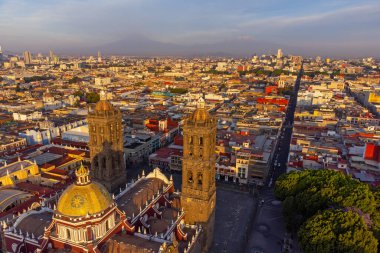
[56, 164, 113, 217]
[190, 108, 210, 122]
[95, 100, 113, 111]
[94, 90, 114, 111]
[190, 97, 211, 122]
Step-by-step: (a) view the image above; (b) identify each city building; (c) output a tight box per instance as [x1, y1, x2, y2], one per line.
[23, 51, 32, 65]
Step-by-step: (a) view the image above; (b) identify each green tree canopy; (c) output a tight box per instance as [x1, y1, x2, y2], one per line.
[299, 209, 378, 253]
[275, 170, 379, 252]
[168, 87, 188, 94]
[68, 76, 82, 84]
[85, 92, 100, 103]
[24, 75, 54, 83]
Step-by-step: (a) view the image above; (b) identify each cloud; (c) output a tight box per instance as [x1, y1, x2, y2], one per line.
[0, 0, 379, 57]
[240, 3, 380, 29]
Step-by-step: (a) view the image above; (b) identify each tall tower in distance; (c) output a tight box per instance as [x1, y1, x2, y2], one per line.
[97, 51, 102, 63]
[181, 96, 217, 252]
[87, 91, 126, 193]
[277, 48, 283, 59]
[23, 51, 32, 64]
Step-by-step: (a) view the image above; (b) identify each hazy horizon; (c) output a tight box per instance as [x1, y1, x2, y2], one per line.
[1, 0, 379, 58]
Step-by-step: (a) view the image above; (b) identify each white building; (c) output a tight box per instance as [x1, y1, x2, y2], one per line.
[95, 77, 111, 86]
[13, 111, 42, 121]
[62, 125, 89, 143]
[19, 119, 87, 145]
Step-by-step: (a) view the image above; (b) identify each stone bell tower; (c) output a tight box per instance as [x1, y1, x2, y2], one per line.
[87, 91, 126, 193]
[181, 96, 217, 252]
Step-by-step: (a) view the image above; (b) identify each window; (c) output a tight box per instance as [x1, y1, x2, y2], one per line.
[197, 173, 203, 186]
[106, 220, 110, 231]
[238, 167, 246, 179]
[67, 229, 71, 240]
[199, 137, 203, 146]
[188, 171, 193, 183]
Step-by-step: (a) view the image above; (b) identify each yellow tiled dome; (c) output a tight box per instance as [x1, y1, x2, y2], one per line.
[56, 165, 113, 217]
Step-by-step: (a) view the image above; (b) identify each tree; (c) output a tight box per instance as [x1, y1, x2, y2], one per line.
[24, 75, 53, 83]
[85, 92, 100, 103]
[147, 67, 155, 73]
[73, 90, 84, 97]
[168, 87, 188, 94]
[276, 170, 380, 252]
[299, 209, 378, 253]
[68, 76, 82, 84]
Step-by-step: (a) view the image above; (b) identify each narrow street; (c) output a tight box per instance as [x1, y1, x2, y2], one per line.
[245, 66, 304, 253]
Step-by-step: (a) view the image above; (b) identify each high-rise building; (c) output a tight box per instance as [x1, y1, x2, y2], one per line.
[181, 96, 217, 251]
[23, 51, 32, 64]
[277, 48, 283, 59]
[87, 91, 126, 192]
[98, 50, 102, 63]
[49, 49, 54, 59]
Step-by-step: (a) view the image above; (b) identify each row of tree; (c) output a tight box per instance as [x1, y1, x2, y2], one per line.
[168, 87, 188, 94]
[275, 170, 379, 253]
[24, 75, 54, 83]
[73, 91, 100, 103]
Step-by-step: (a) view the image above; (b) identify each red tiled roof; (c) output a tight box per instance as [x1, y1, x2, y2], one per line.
[16, 182, 55, 196]
[364, 143, 380, 162]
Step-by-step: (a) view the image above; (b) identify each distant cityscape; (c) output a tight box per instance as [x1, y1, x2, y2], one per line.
[0, 45, 379, 253]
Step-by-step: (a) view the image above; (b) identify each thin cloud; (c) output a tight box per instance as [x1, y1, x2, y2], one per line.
[240, 3, 380, 28]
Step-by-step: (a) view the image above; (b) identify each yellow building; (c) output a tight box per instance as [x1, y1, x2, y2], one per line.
[368, 93, 380, 104]
[0, 160, 39, 187]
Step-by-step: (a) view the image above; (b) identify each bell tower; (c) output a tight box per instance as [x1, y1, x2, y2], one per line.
[181, 96, 216, 252]
[87, 91, 126, 193]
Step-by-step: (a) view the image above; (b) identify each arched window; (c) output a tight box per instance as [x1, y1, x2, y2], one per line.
[188, 171, 193, 184]
[105, 220, 110, 231]
[197, 173, 203, 186]
[199, 137, 203, 146]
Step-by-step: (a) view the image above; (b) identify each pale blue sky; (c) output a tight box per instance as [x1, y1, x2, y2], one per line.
[0, 0, 379, 57]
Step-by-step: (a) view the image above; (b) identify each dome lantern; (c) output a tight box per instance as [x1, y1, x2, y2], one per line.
[75, 163, 90, 185]
[197, 95, 205, 109]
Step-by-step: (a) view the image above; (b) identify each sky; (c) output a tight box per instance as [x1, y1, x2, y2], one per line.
[0, 0, 379, 57]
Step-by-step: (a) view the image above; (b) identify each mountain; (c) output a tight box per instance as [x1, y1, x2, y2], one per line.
[96, 34, 290, 57]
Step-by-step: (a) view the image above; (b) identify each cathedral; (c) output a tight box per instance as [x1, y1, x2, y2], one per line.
[1, 97, 216, 253]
